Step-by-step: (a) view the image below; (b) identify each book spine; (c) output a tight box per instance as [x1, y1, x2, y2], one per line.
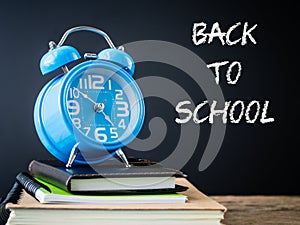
[28, 160, 71, 192]
[0, 181, 22, 225]
[16, 172, 51, 195]
[1, 172, 45, 225]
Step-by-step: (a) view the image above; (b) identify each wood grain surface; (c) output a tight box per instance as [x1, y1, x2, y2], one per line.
[212, 196, 300, 224]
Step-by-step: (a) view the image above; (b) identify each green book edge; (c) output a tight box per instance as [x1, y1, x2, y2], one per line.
[36, 178, 185, 199]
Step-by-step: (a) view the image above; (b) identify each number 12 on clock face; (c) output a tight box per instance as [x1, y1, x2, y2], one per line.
[34, 27, 145, 165]
[66, 73, 132, 145]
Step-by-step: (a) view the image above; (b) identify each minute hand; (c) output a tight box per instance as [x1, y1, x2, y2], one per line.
[77, 90, 96, 104]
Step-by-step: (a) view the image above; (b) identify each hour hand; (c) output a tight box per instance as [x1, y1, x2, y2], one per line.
[101, 111, 114, 126]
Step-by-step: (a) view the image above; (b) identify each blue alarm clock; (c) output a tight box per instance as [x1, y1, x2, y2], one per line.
[34, 26, 145, 167]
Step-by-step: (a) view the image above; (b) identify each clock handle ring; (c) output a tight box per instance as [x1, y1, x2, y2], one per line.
[57, 26, 116, 49]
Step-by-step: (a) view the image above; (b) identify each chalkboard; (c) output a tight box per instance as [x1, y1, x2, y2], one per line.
[0, 0, 297, 197]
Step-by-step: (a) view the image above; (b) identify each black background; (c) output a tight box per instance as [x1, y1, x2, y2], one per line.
[0, 0, 298, 197]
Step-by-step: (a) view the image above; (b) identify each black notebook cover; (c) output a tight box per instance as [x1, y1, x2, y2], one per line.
[29, 158, 187, 194]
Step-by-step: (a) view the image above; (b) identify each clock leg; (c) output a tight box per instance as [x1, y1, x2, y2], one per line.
[66, 142, 80, 168]
[115, 149, 131, 168]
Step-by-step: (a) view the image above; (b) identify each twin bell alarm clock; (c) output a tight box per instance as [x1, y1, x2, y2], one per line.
[34, 26, 145, 167]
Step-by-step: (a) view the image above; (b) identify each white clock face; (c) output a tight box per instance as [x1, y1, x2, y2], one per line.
[67, 73, 130, 144]
[65, 66, 143, 148]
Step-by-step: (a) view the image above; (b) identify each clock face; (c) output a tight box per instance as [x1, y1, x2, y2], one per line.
[64, 65, 144, 149]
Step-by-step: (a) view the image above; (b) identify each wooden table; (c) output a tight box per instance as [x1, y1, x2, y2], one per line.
[211, 196, 300, 224]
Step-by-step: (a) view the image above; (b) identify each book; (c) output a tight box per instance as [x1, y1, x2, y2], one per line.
[33, 178, 187, 204]
[0, 172, 188, 225]
[29, 158, 185, 193]
[6, 178, 226, 225]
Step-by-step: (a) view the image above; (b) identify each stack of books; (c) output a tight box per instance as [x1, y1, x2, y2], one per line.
[5, 158, 226, 224]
